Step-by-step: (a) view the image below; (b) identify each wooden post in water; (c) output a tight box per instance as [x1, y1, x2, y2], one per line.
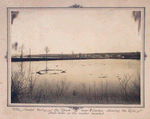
[19, 44, 24, 73]
[29, 48, 31, 74]
[28, 48, 33, 102]
[29, 48, 31, 80]
[46, 51, 47, 70]
[44, 46, 50, 71]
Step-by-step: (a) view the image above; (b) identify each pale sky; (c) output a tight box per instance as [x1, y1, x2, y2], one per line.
[10, 9, 141, 55]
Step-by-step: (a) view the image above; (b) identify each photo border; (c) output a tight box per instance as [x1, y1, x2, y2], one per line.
[7, 6, 145, 109]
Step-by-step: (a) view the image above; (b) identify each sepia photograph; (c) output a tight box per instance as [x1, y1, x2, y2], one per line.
[9, 7, 144, 106]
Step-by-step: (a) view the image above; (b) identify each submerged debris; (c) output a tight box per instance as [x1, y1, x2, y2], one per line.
[61, 70, 66, 73]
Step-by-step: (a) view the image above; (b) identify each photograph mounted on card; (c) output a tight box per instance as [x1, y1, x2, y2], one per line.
[7, 6, 145, 108]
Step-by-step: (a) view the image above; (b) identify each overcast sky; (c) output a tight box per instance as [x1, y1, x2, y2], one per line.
[11, 8, 141, 55]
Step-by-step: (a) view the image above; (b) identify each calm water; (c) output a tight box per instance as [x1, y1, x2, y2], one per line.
[11, 59, 141, 104]
[12, 59, 140, 89]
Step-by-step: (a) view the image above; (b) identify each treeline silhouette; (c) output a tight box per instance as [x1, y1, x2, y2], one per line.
[12, 52, 140, 62]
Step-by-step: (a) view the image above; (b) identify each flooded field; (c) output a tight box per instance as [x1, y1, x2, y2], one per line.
[11, 59, 141, 104]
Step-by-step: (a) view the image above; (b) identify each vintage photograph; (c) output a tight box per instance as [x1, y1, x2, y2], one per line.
[9, 7, 143, 105]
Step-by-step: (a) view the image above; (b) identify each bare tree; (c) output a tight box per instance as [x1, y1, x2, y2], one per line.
[117, 73, 133, 102]
[11, 63, 40, 103]
[55, 78, 71, 101]
[82, 83, 92, 103]
[44, 46, 50, 71]
[19, 44, 24, 73]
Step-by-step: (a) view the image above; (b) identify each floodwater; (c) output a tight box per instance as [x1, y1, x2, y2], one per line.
[11, 59, 141, 104]
[12, 59, 140, 89]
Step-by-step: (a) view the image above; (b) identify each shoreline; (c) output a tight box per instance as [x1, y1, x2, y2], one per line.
[11, 57, 140, 62]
